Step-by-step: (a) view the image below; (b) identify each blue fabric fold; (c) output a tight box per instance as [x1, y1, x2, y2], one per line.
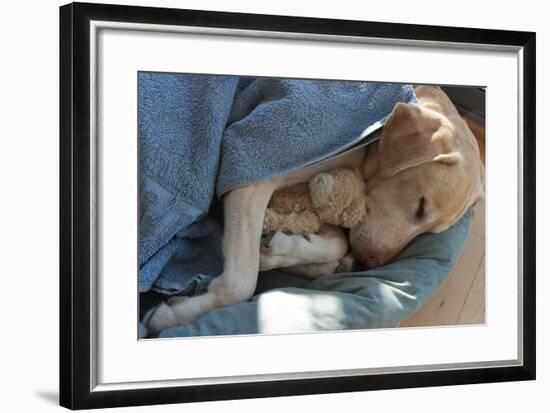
[138, 72, 416, 295]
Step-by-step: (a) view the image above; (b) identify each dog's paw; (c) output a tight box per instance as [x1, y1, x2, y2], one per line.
[261, 232, 293, 256]
[260, 253, 289, 271]
[260, 232, 318, 270]
[147, 302, 179, 335]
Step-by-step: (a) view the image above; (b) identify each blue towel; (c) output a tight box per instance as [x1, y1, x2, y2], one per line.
[139, 73, 416, 294]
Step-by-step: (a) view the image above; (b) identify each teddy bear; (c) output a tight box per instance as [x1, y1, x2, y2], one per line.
[263, 167, 367, 235]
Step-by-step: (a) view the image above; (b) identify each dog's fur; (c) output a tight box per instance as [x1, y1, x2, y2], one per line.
[147, 86, 484, 334]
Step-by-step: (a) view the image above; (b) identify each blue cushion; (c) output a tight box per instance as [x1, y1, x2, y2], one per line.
[155, 207, 473, 337]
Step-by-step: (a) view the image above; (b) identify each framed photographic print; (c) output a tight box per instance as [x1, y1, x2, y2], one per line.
[59, 2, 536, 409]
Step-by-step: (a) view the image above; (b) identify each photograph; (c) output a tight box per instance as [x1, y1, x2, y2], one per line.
[138, 75, 487, 339]
[2, 0, 547, 410]
[58, 2, 536, 409]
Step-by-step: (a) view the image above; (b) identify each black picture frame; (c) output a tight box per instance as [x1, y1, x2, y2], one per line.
[60, 2, 536, 409]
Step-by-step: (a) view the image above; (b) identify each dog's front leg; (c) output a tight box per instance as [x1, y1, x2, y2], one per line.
[148, 181, 276, 334]
[210, 181, 277, 304]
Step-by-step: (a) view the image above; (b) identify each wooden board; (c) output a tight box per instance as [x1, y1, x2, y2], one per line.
[401, 200, 486, 327]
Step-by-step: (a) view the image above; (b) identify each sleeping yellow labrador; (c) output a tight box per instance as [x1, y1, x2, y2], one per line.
[147, 85, 484, 334]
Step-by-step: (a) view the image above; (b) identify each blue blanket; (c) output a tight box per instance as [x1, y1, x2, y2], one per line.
[139, 73, 416, 294]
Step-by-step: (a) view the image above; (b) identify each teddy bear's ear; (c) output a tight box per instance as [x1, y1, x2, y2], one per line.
[309, 172, 336, 209]
[376, 103, 457, 178]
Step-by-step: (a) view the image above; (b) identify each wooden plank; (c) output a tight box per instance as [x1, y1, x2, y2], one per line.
[465, 114, 485, 236]
[471, 199, 486, 238]
[401, 233, 485, 327]
[457, 257, 486, 325]
[465, 116, 485, 167]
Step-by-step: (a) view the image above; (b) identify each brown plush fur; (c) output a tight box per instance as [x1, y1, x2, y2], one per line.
[263, 167, 366, 234]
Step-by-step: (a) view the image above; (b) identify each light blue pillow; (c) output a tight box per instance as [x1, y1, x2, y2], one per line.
[152, 207, 473, 338]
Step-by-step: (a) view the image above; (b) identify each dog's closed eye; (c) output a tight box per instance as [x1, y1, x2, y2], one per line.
[415, 196, 426, 220]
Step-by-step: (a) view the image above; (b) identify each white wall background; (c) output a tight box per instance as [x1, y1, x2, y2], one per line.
[0, 0, 546, 411]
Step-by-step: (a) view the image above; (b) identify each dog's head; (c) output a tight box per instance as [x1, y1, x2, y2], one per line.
[350, 87, 484, 268]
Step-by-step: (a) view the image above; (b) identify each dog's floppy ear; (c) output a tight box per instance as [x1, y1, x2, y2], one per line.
[377, 102, 459, 178]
